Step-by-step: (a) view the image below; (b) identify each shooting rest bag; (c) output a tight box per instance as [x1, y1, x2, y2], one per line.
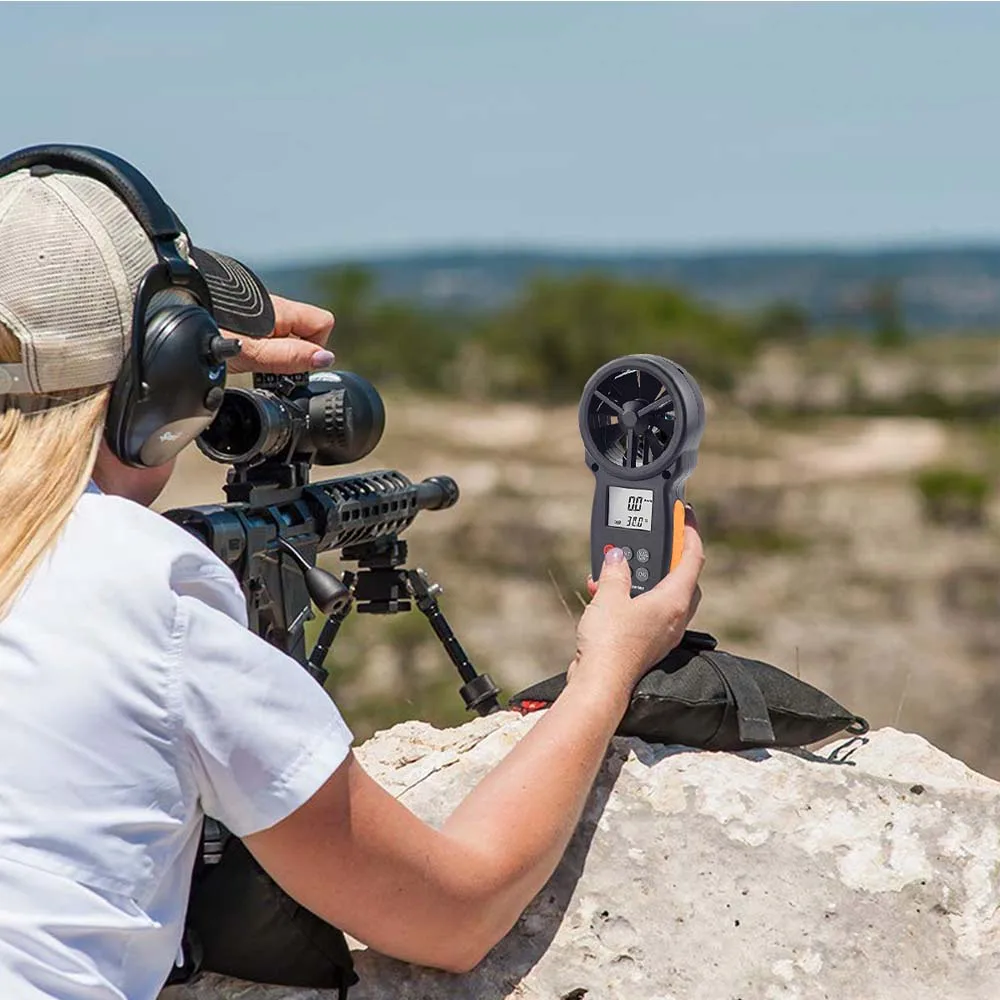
[165, 834, 358, 997]
[510, 631, 869, 750]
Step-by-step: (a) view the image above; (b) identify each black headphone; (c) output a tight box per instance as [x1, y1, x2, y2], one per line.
[0, 144, 242, 467]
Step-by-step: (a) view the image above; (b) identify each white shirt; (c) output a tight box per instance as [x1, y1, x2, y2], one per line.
[0, 485, 353, 1000]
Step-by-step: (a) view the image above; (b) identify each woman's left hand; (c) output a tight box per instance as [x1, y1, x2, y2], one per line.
[224, 295, 336, 375]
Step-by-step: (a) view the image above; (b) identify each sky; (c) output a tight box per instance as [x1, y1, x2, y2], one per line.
[3, 3, 1000, 266]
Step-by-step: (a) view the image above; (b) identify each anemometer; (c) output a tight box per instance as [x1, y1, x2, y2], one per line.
[579, 355, 705, 595]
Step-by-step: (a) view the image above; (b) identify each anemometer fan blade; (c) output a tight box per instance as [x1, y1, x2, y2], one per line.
[625, 429, 638, 467]
[594, 387, 624, 415]
[635, 368, 661, 402]
[592, 424, 625, 457]
[589, 413, 620, 442]
[653, 411, 676, 436]
[646, 432, 666, 460]
[588, 404, 623, 457]
[591, 411, 618, 427]
[639, 393, 675, 419]
[602, 442, 626, 466]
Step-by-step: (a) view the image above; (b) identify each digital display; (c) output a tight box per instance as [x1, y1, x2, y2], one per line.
[607, 487, 653, 532]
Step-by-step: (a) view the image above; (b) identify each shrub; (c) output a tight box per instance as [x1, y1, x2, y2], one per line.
[915, 467, 992, 527]
[314, 267, 762, 402]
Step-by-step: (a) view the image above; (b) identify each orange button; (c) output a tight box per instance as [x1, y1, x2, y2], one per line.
[603, 543, 615, 555]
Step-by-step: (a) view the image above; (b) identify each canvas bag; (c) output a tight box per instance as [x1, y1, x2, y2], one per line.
[510, 630, 869, 750]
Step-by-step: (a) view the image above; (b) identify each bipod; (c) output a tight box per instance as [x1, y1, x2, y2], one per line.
[306, 535, 503, 716]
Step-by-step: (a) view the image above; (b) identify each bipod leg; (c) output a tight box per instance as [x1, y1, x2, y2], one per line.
[406, 568, 502, 716]
[306, 571, 357, 685]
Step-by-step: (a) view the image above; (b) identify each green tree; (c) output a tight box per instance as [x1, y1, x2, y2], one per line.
[314, 266, 462, 391]
[755, 301, 810, 343]
[869, 280, 908, 348]
[480, 273, 758, 399]
[312, 268, 769, 402]
[314, 266, 376, 365]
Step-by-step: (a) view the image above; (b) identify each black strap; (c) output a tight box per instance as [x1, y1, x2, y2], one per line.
[678, 629, 719, 652]
[701, 652, 775, 745]
[0, 144, 183, 240]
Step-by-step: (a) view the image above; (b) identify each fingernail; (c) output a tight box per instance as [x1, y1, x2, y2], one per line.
[311, 350, 335, 369]
[605, 547, 625, 564]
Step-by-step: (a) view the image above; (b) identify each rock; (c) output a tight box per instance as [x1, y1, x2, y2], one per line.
[166, 714, 1000, 1000]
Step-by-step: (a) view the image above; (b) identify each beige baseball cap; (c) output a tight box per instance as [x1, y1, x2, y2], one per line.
[0, 163, 274, 395]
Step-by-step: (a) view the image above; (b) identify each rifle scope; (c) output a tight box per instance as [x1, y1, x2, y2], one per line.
[197, 370, 385, 468]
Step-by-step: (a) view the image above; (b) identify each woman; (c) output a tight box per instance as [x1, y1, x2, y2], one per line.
[0, 153, 704, 999]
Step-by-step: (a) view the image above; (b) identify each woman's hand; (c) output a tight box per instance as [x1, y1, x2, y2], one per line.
[571, 507, 704, 703]
[224, 295, 336, 374]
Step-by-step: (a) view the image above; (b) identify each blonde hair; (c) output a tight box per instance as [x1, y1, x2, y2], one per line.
[0, 324, 111, 617]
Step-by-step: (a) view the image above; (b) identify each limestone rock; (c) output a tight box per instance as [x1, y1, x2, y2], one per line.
[167, 713, 1000, 1000]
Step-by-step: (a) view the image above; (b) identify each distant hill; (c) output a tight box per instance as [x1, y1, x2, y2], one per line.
[259, 245, 1000, 332]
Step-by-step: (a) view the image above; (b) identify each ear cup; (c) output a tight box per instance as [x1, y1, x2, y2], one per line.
[105, 306, 229, 467]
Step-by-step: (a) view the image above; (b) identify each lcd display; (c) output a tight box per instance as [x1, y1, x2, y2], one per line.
[607, 486, 653, 531]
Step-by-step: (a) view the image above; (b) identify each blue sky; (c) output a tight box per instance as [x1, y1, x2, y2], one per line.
[3, 3, 999, 265]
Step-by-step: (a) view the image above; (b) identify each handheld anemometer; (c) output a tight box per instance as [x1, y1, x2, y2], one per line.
[580, 355, 705, 595]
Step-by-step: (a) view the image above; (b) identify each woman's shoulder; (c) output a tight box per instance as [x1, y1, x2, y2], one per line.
[69, 492, 245, 619]
[74, 490, 214, 558]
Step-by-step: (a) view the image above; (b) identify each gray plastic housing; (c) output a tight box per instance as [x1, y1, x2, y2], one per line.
[580, 355, 704, 595]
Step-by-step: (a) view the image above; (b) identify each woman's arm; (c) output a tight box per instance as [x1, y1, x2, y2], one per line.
[245, 684, 624, 974]
[245, 522, 704, 973]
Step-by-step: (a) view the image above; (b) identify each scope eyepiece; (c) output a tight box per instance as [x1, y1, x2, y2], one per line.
[197, 370, 386, 469]
[197, 388, 296, 465]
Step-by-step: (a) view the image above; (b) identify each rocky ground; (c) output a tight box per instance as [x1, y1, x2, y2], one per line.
[154, 358, 1000, 776]
[168, 715, 1000, 1000]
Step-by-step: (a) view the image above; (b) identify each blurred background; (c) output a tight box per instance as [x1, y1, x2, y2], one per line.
[7, 4, 999, 772]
